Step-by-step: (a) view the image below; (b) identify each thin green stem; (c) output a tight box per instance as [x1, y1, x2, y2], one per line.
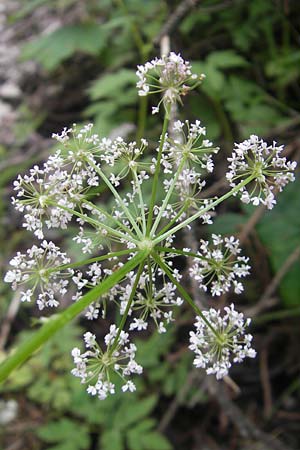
[48, 248, 138, 273]
[156, 246, 205, 261]
[109, 262, 144, 355]
[147, 256, 153, 299]
[151, 251, 219, 337]
[49, 201, 138, 245]
[83, 199, 136, 239]
[151, 157, 186, 237]
[156, 204, 188, 237]
[253, 306, 300, 325]
[136, 96, 148, 142]
[87, 159, 144, 239]
[132, 169, 146, 234]
[154, 175, 255, 244]
[146, 114, 170, 235]
[0, 251, 148, 383]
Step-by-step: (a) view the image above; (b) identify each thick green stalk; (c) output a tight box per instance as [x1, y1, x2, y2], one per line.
[0, 251, 148, 383]
[146, 114, 169, 235]
[154, 175, 255, 244]
[151, 251, 219, 337]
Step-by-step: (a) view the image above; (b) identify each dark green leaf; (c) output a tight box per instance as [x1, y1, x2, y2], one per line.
[22, 24, 107, 70]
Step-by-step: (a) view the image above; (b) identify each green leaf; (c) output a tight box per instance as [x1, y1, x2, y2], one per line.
[209, 212, 248, 236]
[136, 330, 175, 368]
[21, 23, 107, 71]
[265, 50, 300, 87]
[88, 69, 136, 100]
[114, 395, 158, 430]
[127, 420, 172, 450]
[37, 418, 90, 450]
[192, 61, 225, 94]
[207, 50, 248, 68]
[101, 429, 124, 450]
[140, 431, 172, 450]
[192, 51, 247, 96]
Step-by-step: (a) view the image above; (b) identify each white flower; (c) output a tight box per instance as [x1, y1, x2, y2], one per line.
[4, 241, 73, 310]
[129, 318, 148, 331]
[121, 272, 182, 333]
[136, 53, 204, 114]
[189, 235, 250, 296]
[122, 380, 136, 392]
[189, 304, 256, 379]
[227, 135, 297, 209]
[71, 329, 142, 400]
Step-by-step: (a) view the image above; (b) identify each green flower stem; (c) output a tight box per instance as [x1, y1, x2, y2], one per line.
[48, 248, 138, 273]
[151, 251, 219, 337]
[147, 256, 153, 299]
[83, 200, 136, 239]
[156, 204, 188, 237]
[154, 175, 255, 245]
[156, 246, 206, 260]
[0, 251, 148, 383]
[49, 201, 138, 245]
[132, 169, 146, 234]
[146, 114, 170, 235]
[253, 306, 300, 325]
[191, 147, 219, 154]
[109, 262, 145, 355]
[136, 96, 148, 143]
[150, 157, 186, 237]
[87, 159, 144, 239]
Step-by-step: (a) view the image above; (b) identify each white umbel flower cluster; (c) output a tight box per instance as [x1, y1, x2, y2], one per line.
[122, 274, 183, 334]
[3, 52, 297, 397]
[71, 327, 142, 400]
[189, 304, 256, 379]
[136, 52, 204, 114]
[189, 235, 250, 296]
[4, 240, 73, 309]
[163, 120, 218, 173]
[226, 134, 297, 209]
